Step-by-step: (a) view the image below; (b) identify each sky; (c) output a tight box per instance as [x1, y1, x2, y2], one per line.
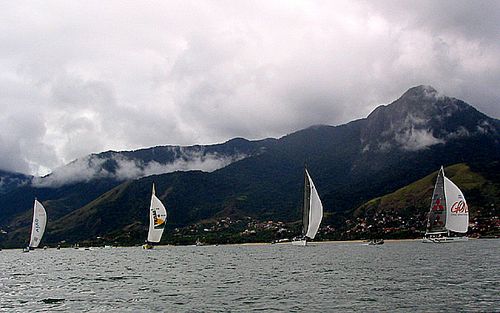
[1, 0, 499, 176]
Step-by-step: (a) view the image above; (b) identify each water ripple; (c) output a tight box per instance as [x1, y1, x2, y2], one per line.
[0, 240, 498, 312]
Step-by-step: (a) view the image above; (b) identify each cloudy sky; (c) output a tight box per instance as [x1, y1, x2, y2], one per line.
[1, 0, 499, 176]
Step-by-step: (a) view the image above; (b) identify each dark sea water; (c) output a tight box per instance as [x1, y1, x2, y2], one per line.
[0, 239, 498, 312]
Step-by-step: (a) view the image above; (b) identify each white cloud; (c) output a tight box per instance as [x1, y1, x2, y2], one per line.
[395, 127, 444, 151]
[112, 151, 247, 181]
[31, 149, 248, 188]
[476, 120, 495, 135]
[31, 156, 110, 188]
[0, 0, 498, 175]
[446, 126, 470, 139]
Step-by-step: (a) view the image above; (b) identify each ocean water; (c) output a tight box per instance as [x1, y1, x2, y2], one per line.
[0, 239, 498, 312]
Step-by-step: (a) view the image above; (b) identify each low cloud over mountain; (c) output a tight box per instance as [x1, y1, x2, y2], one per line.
[31, 150, 247, 188]
[30, 138, 272, 188]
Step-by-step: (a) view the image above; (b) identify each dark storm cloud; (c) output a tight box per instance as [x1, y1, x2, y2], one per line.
[0, 0, 498, 175]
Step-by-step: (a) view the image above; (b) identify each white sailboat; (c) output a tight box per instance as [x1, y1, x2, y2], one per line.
[292, 168, 323, 246]
[423, 166, 469, 243]
[143, 183, 167, 249]
[23, 199, 47, 252]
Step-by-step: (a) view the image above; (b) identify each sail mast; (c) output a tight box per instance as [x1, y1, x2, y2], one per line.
[302, 167, 311, 237]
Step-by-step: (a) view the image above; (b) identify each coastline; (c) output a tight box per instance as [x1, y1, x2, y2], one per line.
[225, 238, 422, 247]
[6, 237, 488, 250]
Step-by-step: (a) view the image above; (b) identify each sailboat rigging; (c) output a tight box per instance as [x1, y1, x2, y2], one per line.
[292, 168, 323, 246]
[23, 199, 47, 252]
[423, 166, 469, 243]
[143, 183, 167, 249]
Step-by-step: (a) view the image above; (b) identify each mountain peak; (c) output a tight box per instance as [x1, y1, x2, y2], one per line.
[392, 85, 443, 113]
[400, 85, 438, 100]
[362, 85, 496, 153]
[366, 85, 444, 123]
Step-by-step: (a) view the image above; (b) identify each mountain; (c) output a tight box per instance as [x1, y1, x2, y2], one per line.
[344, 85, 499, 204]
[360, 85, 494, 152]
[1, 85, 498, 247]
[32, 137, 276, 188]
[0, 138, 275, 231]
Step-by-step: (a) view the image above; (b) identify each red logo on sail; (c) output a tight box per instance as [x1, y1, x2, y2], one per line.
[450, 200, 468, 214]
[432, 198, 444, 211]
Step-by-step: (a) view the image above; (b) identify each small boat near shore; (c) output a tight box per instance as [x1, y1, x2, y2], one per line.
[368, 239, 384, 245]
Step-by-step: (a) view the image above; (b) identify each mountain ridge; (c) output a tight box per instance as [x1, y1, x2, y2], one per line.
[1, 85, 498, 247]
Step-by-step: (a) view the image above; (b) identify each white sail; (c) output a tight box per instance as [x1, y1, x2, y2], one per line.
[147, 184, 167, 243]
[305, 169, 323, 239]
[444, 176, 469, 233]
[29, 199, 47, 248]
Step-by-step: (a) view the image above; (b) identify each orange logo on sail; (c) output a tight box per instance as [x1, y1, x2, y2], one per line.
[151, 207, 166, 229]
[450, 200, 468, 214]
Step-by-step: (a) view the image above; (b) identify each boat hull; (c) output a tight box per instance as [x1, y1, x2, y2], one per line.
[291, 239, 307, 246]
[422, 236, 468, 243]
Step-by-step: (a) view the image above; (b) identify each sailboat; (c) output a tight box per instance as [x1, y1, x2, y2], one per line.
[292, 168, 323, 246]
[143, 183, 167, 249]
[23, 199, 47, 252]
[423, 166, 469, 243]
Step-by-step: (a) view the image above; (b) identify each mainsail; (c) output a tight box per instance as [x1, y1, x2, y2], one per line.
[303, 169, 323, 239]
[426, 167, 447, 234]
[147, 184, 167, 243]
[29, 199, 47, 248]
